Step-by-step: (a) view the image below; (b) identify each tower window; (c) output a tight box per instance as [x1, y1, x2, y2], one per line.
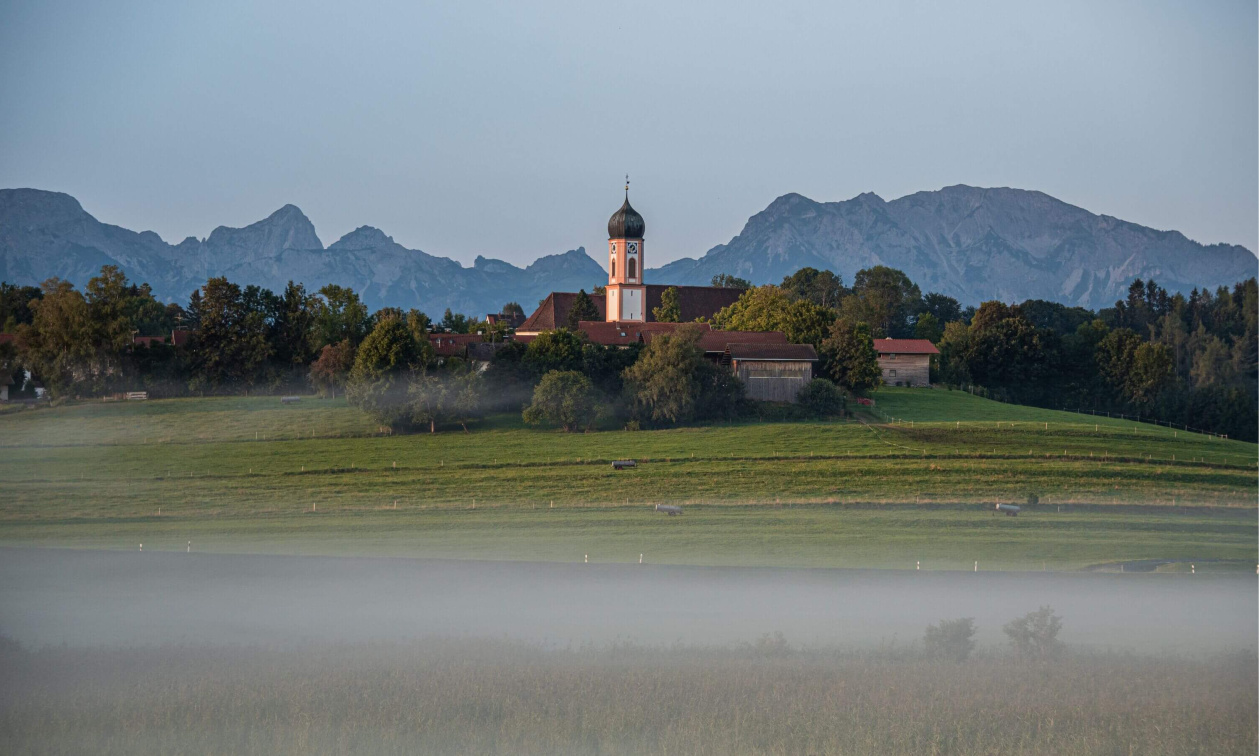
[611, 257, 617, 277]
[628, 258, 636, 279]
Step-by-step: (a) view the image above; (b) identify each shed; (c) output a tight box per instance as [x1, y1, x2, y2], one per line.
[724, 343, 818, 403]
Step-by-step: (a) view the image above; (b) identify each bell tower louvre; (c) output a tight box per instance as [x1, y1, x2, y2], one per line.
[605, 177, 647, 322]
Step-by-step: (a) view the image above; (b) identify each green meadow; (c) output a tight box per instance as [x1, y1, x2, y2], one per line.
[1, 387, 1255, 569]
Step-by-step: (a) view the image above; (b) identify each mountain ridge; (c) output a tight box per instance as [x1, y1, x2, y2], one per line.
[648, 186, 1256, 308]
[0, 185, 1254, 317]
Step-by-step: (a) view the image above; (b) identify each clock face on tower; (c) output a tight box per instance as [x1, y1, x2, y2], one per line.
[627, 242, 639, 254]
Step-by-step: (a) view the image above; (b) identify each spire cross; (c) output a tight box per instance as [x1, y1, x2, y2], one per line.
[625, 174, 630, 196]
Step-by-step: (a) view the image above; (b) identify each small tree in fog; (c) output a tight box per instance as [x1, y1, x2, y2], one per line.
[408, 368, 481, 433]
[1003, 606, 1063, 660]
[923, 617, 976, 662]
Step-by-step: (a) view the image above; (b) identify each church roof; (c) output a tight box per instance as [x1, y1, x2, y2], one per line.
[576, 322, 788, 354]
[646, 285, 743, 322]
[517, 285, 743, 334]
[608, 197, 646, 239]
[517, 291, 608, 333]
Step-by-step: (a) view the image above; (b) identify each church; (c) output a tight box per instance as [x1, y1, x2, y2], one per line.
[516, 185, 819, 402]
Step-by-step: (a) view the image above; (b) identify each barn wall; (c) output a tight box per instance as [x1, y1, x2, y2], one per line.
[734, 360, 814, 403]
[877, 354, 930, 386]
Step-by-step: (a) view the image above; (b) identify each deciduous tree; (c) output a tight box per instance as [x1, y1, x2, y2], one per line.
[522, 370, 600, 431]
[781, 268, 846, 309]
[309, 339, 355, 397]
[711, 286, 833, 348]
[819, 319, 881, 392]
[840, 266, 922, 337]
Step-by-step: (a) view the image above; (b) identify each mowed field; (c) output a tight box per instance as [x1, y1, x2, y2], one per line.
[0, 388, 1255, 569]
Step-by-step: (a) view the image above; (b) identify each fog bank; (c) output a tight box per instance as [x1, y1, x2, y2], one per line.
[0, 548, 1253, 653]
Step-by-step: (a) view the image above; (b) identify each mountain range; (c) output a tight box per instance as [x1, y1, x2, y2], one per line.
[654, 186, 1257, 309]
[1, 186, 1254, 317]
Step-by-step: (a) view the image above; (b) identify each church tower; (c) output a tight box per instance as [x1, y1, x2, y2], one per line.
[605, 179, 647, 322]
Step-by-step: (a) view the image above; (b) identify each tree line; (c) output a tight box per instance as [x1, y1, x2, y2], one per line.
[2, 263, 1255, 439]
[692, 267, 1257, 440]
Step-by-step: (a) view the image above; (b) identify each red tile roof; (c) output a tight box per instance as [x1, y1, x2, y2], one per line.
[726, 343, 819, 361]
[0, 333, 15, 346]
[429, 333, 482, 357]
[872, 338, 939, 355]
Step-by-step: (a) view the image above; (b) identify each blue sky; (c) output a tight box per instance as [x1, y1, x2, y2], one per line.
[1, 0, 1255, 265]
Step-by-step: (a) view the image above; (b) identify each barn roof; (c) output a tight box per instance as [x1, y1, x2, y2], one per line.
[695, 330, 786, 353]
[725, 343, 819, 361]
[872, 338, 939, 355]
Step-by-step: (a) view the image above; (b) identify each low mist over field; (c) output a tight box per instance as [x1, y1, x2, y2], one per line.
[1, 549, 1254, 652]
[1, 548, 1256, 755]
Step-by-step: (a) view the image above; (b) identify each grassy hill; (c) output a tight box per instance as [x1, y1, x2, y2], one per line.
[0, 388, 1254, 569]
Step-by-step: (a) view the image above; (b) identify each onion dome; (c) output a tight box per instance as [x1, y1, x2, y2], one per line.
[607, 197, 645, 239]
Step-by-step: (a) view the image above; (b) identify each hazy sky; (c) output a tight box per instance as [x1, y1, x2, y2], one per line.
[1, 0, 1255, 267]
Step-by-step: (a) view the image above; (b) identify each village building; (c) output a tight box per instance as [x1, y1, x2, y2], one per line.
[873, 338, 939, 387]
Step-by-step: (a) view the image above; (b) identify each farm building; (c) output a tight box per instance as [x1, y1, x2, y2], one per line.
[724, 343, 818, 402]
[873, 338, 938, 387]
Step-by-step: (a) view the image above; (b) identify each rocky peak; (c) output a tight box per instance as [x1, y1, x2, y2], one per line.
[329, 226, 393, 251]
[204, 204, 323, 254]
[0, 188, 90, 227]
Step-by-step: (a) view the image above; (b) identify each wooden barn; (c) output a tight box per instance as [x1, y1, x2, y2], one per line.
[873, 338, 939, 387]
[724, 343, 818, 403]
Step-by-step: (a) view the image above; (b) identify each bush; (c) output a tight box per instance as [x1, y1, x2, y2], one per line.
[1003, 606, 1063, 660]
[924, 617, 977, 662]
[523, 370, 600, 431]
[797, 378, 845, 417]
